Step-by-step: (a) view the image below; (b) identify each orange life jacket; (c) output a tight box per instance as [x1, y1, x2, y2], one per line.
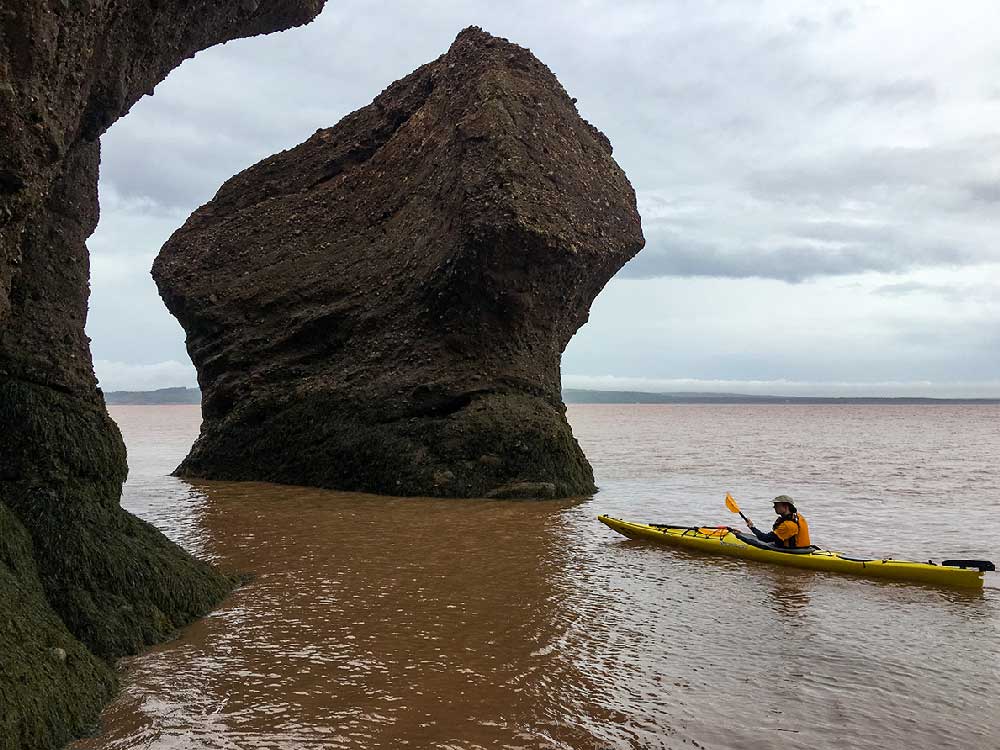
[772, 512, 810, 548]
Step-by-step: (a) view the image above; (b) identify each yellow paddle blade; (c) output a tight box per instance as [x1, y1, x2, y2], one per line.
[725, 492, 741, 515]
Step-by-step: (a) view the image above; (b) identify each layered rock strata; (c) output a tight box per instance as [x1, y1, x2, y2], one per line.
[0, 3, 325, 748]
[154, 27, 644, 499]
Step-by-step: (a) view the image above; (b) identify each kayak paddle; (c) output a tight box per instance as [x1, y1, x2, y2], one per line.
[725, 492, 752, 526]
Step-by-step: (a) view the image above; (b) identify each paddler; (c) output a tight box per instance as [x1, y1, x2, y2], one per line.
[745, 495, 811, 548]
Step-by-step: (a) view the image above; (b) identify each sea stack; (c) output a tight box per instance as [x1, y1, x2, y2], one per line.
[153, 27, 645, 498]
[0, 3, 325, 748]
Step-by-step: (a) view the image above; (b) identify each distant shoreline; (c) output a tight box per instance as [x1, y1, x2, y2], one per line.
[562, 389, 1000, 405]
[104, 387, 201, 405]
[103, 386, 1000, 406]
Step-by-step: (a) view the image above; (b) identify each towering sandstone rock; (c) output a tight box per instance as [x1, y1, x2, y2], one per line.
[154, 28, 645, 499]
[0, 3, 325, 748]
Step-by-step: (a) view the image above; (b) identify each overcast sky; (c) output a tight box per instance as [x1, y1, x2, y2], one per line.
[88, 0, 1000, 397]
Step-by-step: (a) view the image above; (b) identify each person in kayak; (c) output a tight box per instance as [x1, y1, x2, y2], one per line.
[745, 495, 811, 548]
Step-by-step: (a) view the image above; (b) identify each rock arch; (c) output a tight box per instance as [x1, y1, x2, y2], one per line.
[0, 3, 325, 748]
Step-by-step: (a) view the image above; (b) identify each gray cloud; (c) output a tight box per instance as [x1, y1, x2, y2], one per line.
[868, 78, 937, 104]
[745, 140, 1000, 208]
[966, 181, 1000, 204]
[779, 74, 937, 116]
[620, 235, 971, 283]
[873, 280, 999, 304]
[787, 220, 896, 243]
[620, 196, 996, 282]
[875, 281, 959, 298]
[618, 130, 1000, 282]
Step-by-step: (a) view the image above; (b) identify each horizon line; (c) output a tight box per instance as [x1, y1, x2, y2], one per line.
[101, 385, 1000, 404]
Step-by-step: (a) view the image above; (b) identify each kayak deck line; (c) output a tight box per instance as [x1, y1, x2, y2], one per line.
[598, 515, 993, 589]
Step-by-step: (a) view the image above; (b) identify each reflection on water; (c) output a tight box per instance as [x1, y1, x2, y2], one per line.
[72, 405, 1000, 750]
[766, 570, 814, 621]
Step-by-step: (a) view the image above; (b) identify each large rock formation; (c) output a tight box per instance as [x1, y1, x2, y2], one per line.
[0, 3, 325, 749]
[154, 28, 644, 499]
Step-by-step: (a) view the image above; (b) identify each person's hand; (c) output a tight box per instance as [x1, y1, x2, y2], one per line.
[744, 518, 754, 528]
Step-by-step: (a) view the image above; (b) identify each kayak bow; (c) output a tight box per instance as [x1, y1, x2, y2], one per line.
[598, 515, 994, 589]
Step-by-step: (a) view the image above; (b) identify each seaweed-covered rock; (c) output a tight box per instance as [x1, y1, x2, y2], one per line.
[153, 27, 644, 499]
[0, 503, 115, 750]
[0, 2, 325, 748]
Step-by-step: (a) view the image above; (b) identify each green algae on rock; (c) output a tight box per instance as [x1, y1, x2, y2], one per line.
[153, 28, 645, 499]
[0, 379, 236, 658]
[0, 2, 326, 748]
[0, 503, 115, 750]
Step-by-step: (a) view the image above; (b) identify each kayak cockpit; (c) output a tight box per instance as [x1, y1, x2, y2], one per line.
[729, 529, 820, 555]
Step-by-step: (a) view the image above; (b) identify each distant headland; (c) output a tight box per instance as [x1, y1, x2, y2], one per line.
[103, 387, 1000, 406]
[104, 387, 201, 405]
[563, 389, 1000, 404]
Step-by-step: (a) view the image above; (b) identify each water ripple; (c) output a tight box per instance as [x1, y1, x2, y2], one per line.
[69, 404, 1000, 750]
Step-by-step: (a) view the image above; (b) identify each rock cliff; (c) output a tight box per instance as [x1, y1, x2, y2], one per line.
[0, 3, 325, 749]
[154, 27, 644, 499]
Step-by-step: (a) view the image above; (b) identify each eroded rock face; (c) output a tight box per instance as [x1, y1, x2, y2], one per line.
[0, 3, 325, 748]
[154, 27, 644, 499]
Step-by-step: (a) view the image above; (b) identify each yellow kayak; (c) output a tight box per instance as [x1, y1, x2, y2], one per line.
[598, 515, 994, 589]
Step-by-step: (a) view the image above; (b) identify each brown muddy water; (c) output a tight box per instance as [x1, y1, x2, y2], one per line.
[72, 404, 1000, 750]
